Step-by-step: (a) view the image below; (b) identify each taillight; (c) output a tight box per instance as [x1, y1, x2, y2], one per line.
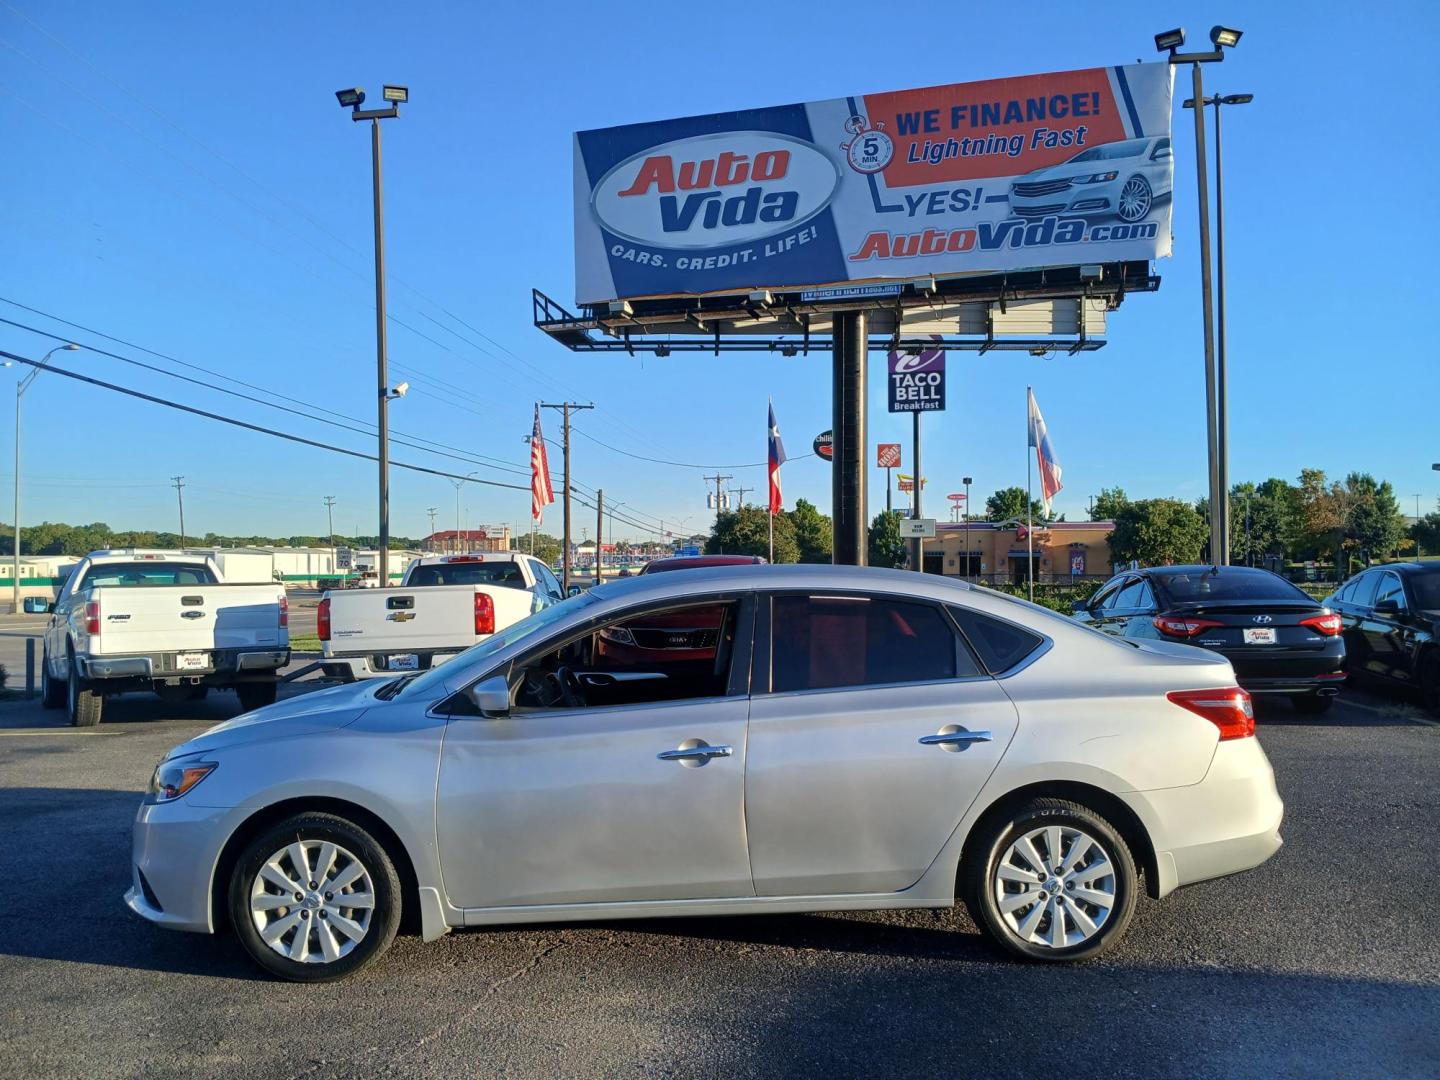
[475, 593, 495, 635]
[1152, 615, 1224, 638]
[1167, 687, 1255, 740]
[85, 600, 100, 636]
[1299, 612, 1343, 636]
[278, 595, 289, 629]
[317, 597, 331, 642]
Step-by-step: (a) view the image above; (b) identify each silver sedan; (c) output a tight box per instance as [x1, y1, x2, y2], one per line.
[125, 565, 1283, 981]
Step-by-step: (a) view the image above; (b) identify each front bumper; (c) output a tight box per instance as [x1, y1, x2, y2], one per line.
[1008, 182, 1117, 219]
[123, 798, 240, 935]
[1125, 736, 1284, 897]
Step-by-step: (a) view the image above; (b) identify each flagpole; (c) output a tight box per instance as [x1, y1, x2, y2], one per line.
[1026, 386, 1035, 603]
[767, 399, 774, 563]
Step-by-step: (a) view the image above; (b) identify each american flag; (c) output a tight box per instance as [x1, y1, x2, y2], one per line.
[530, 405, 554, 523]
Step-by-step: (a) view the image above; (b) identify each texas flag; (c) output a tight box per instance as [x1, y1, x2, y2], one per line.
[768, 400, 787, 514]
[1027, 387, 1063, 517]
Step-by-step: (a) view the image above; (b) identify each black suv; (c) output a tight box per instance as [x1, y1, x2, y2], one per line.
[1073, 565, 1347, 713]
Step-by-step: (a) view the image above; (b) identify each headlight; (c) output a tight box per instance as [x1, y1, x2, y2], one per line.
[1075, 171, 1119, 184]
[147, 759, 217, 803]
[598, 625, 636, 646]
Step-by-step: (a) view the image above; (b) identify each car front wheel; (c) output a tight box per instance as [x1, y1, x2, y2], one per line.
[229, 812, 402, 982]
[1117, 175, 1153, 222]
[963, 797, 1138, 962]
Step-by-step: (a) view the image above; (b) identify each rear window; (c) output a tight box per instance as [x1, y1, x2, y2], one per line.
[85, 562, 216, 587]
[1158, 569, 1308, 603]
[406, 562, 526, 588]
[1408, 569, 1440, 611]
[948, 606, 1045, 673]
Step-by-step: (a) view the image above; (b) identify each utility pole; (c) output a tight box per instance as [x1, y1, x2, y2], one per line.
[703, 473, 733, 528]
[963, 475, 972, 580]
[425, 506, 437, 551]
[595, 488, 604, 586]
[325, 495, 338, 565]
[171, 476, 187, 550]
[730, 484, 754, 508]
[910, 413, 923, 573]
[540, 402, 594, 594]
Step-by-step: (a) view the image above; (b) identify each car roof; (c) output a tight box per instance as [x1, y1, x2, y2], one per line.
[641, 554, 764, 572]
[1145, 565, 1280, 578]
[594, 562, 970, 601]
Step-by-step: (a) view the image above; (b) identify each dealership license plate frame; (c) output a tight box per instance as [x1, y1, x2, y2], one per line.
[389, 653, 419, 671]
[1243, 628, 1277, 645]
[176, 652, 209, 671]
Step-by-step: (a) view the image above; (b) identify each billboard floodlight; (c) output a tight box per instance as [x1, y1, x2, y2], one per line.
[1210, 25, 1243, 49]
[382, 85, 409, 104]
[1222, 93, 1254, 105]
[335, 87, 365, 108]
[1154, 28, 1186, 51]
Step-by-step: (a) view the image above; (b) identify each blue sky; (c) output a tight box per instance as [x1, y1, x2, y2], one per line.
[2, 0, 1436, 543]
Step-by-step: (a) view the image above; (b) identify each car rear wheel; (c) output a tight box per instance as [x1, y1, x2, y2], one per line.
[962, 797, 1138, 962]
[1117, 176, 1152, 222]
[1292, 693, 1335, 715]
[1421, 652, 1440, 715]
[67, 648, 103, 727]
[228, 812, 401, 983]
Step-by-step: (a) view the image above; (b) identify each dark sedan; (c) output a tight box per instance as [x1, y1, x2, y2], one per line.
[1324, 562, 1440, 714]
[1073, 565, 1346, 713]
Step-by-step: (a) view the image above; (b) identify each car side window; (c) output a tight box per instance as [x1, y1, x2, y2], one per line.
[1113, 578, 1148, 612]
[534, 562, 564, 601]
[1375, 573, 1407, 613]
[770, 594, 966, 693]
[948, 606, 1045, 675]
[1351, 572, 1381, 609]
[1090, 580, 1123, 612]
[1150, 138, 1171, 161]
[1130, 580, 1156, 613]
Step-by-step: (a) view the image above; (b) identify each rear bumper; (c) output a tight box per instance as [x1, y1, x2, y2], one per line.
[78, 647, 289, 684]
[1208, 642, 1346, 694]
[1125, 737, 1284, 897]
[319, 650, 464, 680]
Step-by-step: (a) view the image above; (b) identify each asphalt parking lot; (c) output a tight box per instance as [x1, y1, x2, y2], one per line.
[0, 683, 1436, 1079]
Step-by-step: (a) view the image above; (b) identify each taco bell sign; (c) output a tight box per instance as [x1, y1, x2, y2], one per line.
[888, 345, 945, 413]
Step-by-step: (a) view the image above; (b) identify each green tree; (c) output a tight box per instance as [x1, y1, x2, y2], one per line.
[868, 510, 907, 569]
[1344, 472, 1405, 561]
[1090, 487, 1130, 521]
[786, 498, 832, 564]
[707, 506, 798, 563]
[1230, 478, 1298, 565]
[1411, 505, 1440, 557]
[985, 487, 1044, 523]
[1108, 499, 1209, 566]
[513, 533, 562, 567]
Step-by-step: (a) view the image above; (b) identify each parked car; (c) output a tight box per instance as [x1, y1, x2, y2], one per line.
[1008, 136, 1172, 223]
[1072, 565, 1346, 713]
[1324, 562, 1440, 713]
[126, 564, 1282, 981]
[638, 554, 767, 574]
[36, 550, 289, 726]
[319, 552, 565, 679]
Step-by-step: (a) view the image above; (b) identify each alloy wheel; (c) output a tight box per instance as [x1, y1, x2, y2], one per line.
[992, 824, 1117, 949]
[249, 839, 375, 964]
[1118, 177, 1151, 222]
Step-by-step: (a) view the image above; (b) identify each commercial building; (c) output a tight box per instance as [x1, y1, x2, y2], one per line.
[423, 527, 512, 554]
[922, 521, 1117, 583]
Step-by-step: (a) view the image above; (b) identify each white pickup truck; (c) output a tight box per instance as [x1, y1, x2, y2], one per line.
[38, 551, 290, 726]
[319, 552, 565, 679]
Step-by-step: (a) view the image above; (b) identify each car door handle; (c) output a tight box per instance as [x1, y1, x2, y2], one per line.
[657, 744, 732, 761]
[919, 729, 992, 747]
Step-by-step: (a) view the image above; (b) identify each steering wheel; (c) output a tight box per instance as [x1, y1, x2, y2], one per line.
[545, 665, 586, 709]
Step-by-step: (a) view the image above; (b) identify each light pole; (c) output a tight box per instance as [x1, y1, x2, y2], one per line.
[962, 476, 972, 580]
[449, 472, 476, 554]
[1185, 88, 1253, 567]
[1157, 25, 1243, 564]
[13, 343, 79, 611]
[336, 84, 408, 586]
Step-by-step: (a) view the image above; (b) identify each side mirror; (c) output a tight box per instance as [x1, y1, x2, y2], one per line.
[566, 584, 584, 598]
[465, 675, 511, 718]
[1071, 599, 1089, 613]
[22, 597, 52, 614]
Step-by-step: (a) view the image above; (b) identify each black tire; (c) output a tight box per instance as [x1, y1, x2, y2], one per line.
[235, 681, 278, 713]
[1420, 652, 1440, 716]
[228, 812, 401, 983]
[962, 797, 1138, 962]
[66, 648, 103, 728]
[1292, 693, 1335, 715]
[188, 685, 209, 701]
[40, 647, 64, 709]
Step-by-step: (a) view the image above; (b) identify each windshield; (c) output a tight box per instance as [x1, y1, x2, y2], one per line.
[406, 562, 527, 588]
[1159, 569, 1308, 603]
[400, 591, 601, 698]
[85, 562, 217, 587]
[1410, 569, 1440, 611]
[1067, 140, 1145, 163]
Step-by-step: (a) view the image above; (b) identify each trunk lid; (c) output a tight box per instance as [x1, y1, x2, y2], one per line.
[87, 584, 286, 655]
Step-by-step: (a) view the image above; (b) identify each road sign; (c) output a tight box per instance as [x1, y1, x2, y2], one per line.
[813, 430, 833, 461]
[335, 547, 353, 571]
[887, 343, 946, 413]
[877, 443, 901, 469]
[898, 518, 937, 539]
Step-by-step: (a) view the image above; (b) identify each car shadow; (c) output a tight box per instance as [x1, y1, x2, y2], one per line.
[1253, 689, 1428, 728]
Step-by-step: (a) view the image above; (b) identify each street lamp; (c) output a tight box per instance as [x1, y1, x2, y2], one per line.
[1185, 88, 1253, 570]
[13, 344, 80, 611]
[962, 476, 973, 580]
[1157, 25, 1242, 565]
[337, 82, 409, 585]
[449, 472, 477, 554]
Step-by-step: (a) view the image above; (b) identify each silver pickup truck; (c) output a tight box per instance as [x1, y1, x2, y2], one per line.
[36, 550, 290, 726]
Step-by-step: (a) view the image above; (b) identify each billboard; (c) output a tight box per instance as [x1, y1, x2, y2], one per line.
[574, 63, 1173, 304]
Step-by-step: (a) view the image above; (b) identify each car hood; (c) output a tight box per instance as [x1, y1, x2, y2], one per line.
[167, 680, 377, 759]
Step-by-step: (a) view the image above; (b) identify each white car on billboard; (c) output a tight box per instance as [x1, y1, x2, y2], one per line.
[1008, 137, 1172, 223]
